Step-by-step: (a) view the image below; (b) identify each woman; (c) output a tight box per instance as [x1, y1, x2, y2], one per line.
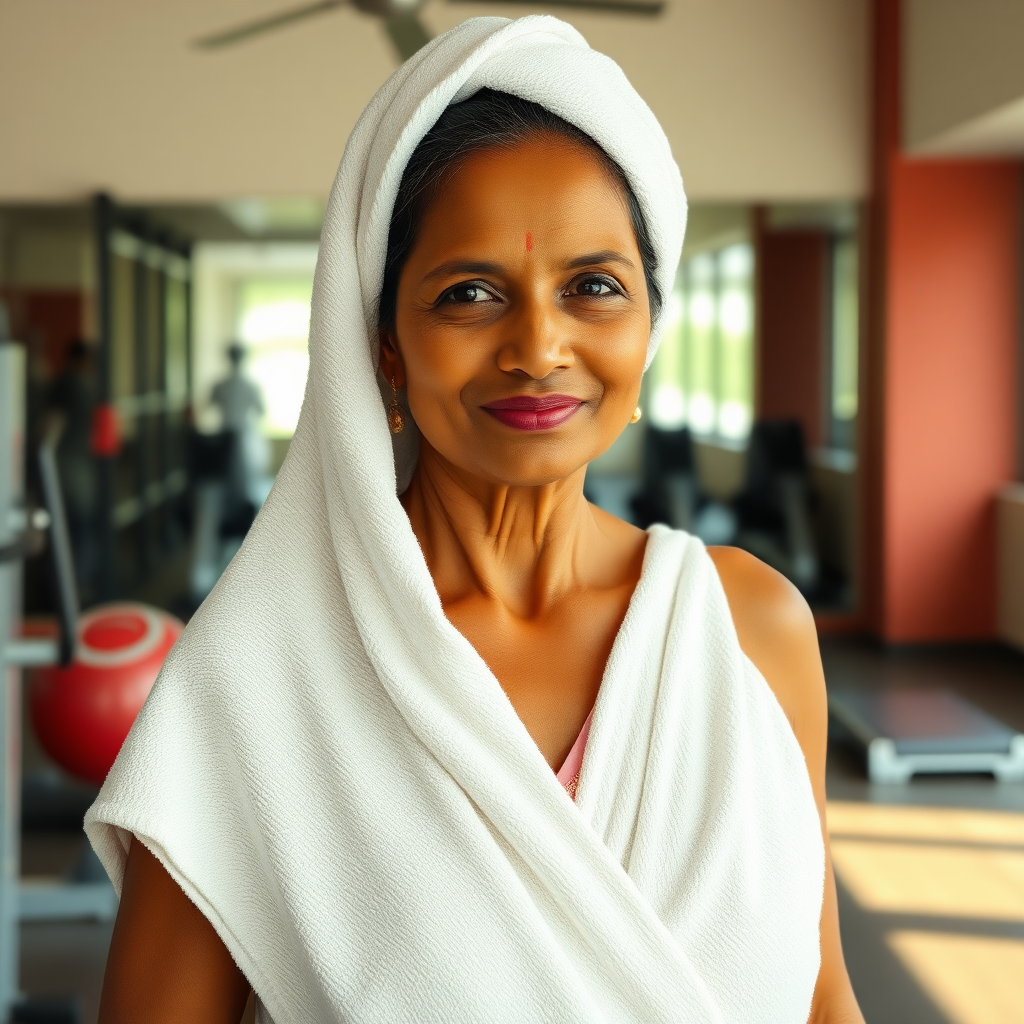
[89, 17, 863, 1024]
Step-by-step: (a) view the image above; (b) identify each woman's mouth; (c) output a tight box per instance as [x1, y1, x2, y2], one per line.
[481, 394, 583, 431]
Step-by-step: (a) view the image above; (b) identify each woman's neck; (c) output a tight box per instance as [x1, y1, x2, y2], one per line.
[401, 443, 607, 619]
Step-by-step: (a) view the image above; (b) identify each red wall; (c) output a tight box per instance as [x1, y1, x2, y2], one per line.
[1, 288, 87, 374]
[866, 0, 1023, 641]
[882, 161, 1020, 640]
[756, 228, 828, 449]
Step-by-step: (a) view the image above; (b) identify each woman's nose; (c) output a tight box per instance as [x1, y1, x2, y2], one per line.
[495, 297, 574, 379]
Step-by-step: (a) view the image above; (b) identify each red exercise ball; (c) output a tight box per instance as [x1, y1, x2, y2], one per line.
[30, 602, 184, 786]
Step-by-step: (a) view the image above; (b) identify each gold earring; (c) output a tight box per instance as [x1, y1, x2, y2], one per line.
[387, 375, 406, 434]
[630, 406, 643, 424]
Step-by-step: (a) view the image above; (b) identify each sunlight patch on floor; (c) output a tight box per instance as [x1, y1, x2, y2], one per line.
[828, 802, 1024, 846]
[886, 931, 1024, 1024]
[828, 840, 1024, 919]
[827, 801, 1024, 1024]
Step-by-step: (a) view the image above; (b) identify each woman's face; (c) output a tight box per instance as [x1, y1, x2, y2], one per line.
[380, 132, 650, 489]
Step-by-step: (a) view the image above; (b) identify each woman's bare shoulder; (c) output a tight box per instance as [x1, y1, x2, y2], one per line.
[705, 545, 827, 756]
[708, 548, 865, 1021]
[707, 545, 814, 641]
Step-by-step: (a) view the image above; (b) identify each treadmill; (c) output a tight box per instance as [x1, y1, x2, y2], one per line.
[828, 689, 1024, 784]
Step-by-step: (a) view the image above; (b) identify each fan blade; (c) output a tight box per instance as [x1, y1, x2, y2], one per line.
[195, 0, 348, 49]
[384, 13, 432, 62]
[446, 0, 663, 14]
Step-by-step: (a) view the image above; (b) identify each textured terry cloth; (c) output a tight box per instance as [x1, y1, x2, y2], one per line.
[85, 16, 824, 1024]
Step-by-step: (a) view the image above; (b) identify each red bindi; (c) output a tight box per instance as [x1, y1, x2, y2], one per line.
[525, 231, 533, 253]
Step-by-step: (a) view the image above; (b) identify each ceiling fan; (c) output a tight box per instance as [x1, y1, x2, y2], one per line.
[194, 0, 664, 64]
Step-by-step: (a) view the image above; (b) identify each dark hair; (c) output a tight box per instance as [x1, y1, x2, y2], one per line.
[378, 88, 661, 334]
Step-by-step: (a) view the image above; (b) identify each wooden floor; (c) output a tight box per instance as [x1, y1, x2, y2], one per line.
[16, 638, 1024, 1024]
[822, 638, 1024, 1024]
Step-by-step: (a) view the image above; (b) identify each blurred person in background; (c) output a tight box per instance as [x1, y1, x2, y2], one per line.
[211, 341, 270, 520]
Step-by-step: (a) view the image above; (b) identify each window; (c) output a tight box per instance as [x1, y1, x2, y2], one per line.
[192, 242, 318, 441]
[829, 236, 859, 450]
[687, 253, 717, 434]
[647, 242, 754, 441]
[235, 277, 313, 438]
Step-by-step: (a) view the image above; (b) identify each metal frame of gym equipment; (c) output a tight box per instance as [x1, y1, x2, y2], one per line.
[1, 197, 194, 1021]
[3, 342, 120, 1022]
[93, 194, 193, 603]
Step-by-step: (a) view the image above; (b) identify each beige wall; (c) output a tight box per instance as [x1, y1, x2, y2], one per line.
[693, 440, 857, 582]
[810, 450, 857, 584]
[0, 210, 95, 342]
[0, 230, 93, 291]
[681, 204, 750, 258]
[0, 212, 93, 290]
[905, 0, 1024, 154]
[0, 0, 867, 203]
[693, 439, 746, 501]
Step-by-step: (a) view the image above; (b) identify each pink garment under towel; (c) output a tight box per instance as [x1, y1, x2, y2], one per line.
[555, 711, 593, 800]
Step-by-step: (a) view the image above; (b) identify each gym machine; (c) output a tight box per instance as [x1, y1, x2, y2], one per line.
[1, 342, 116, 1023]
[829, 688, 1024, 784]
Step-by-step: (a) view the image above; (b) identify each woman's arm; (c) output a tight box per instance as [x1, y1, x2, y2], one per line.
[708, 546, 865, 1024]
[99, 837, 252, 1024]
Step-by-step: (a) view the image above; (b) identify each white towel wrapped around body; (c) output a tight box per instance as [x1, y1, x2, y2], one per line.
[86, 16, 824, 1023]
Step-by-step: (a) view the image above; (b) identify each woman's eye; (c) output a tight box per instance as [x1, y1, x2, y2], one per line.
[443, 284, 494, 304]
[568, 276, 618, 298]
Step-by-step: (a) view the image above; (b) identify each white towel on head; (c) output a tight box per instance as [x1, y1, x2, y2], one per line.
[86, 16, 824, 1024]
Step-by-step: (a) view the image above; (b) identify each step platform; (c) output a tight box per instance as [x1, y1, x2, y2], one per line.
[828, 689, 1024, 783]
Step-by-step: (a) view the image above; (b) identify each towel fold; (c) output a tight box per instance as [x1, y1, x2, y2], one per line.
[86, 17, 823, 1023]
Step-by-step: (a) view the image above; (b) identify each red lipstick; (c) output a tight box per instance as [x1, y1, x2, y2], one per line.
[481, 394, 582, 431]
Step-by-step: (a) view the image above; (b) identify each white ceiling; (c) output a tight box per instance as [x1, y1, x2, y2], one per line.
[0, 0, 869, 203]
